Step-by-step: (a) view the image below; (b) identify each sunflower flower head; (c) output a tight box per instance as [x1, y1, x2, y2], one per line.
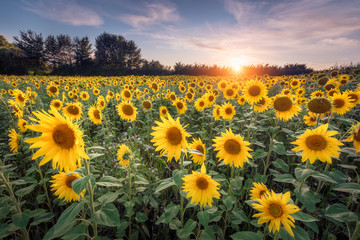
[117, 144, 132, 167]
[182, 164, 221, 207]
[250, 182, 269, 200]
[8, 128, 20, 153]
[50, 172, 85, 202]
[344, 122, 360, 153]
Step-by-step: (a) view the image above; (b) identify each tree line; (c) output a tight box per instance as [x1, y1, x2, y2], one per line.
[1, 30, 314, 76]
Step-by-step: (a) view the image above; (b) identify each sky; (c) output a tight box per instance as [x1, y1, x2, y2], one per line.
[1, 0, 360, 70]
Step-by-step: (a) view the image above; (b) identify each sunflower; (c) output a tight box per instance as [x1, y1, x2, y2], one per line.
[291, 124, 343, 164]
[281, 88, 291, 96]
[218, 80, 227, 92]
[142, 100, 152, 110]
[344, 122, 360, 153]
[116, 101, 137, 121]
[117, 144, 132, 167]
[204, 92, 216, 107]
[151, 114, 190, 162]
[345, 90, 360, 105]
[93, 88, 100, 95]
[8, 100, 23, 118]
[220, 102, 236, 120]
[272, 95, 301, 121]
[88, 106, 102, 125]
[237, 95, 246, 105]
[8, 129, 19, 153]
[159, 106, 168, 118]
[250, 182, 269, 200]
[12, 89, 27, 106]
[18, 118, 28, 132]
[254, 96, 271, 113]
[174, 100, 187, 114]
[80, 91, 90, 101]
[331, 93, 353, 115]
[182, 164, 220, 207]
[303, 113, 318, 126]
[63, 102, 83, 120]
[310, 90, 324, 98]
[223, 87, 237, 100]
[213, 128, 252, 168]
[290, 78, 300, 89]
[252, 191, 300, 237]
[24, 108, 89, 173]
[195, 98, 206, 111]
[189, 138, 206, 164]
[121, 89, 132, 101]
[50, 99, 62, 111]
[327, 88, 340, 98]
[97, 96, 106, 110]
[50, 172, 85, 202]
[185, 92, 194, 102]
[307, 97, 332, 114]
[243, 79, 268, 104]
[47, 85, 59, 97]
[213, 104, 221, 120]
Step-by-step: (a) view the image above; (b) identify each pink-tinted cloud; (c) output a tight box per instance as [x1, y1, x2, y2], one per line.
[23, 0, 103, 26]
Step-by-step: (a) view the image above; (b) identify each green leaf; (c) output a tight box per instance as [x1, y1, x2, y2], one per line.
[230, 209, 248, 224]
[332, 183, 360, 194]
[197, 211, 209, 227]
[135, 175, 149, 185]
[177, 219, 196, 239]
[62, 224, 88, 240]
[15, 184, 36, 197]
[12, 209, 31, 228]
[165, 204, 180, 223]
[96, 176, 123, 187]
[173, 169, 188, 186]
[325, 203, 358, 222]
[72, 175, 89, 195]
[231, 231, 262, 240]
[155, 178, 176, 193]
[295, 187, 321, 212]
[0, 207, 10, 218]
[295, 165, 314, 181]
[222, 195, 236, 211]
[135, 212, 148, 223]
[43, 202, 84, 240]
[303, 221, 319, 234]
[272, 158, 289, 172]
[91, 203, 120, 226]
[169, 218, 181, 230]
[293, 225, 311, 240]
[273, 174, 296, 184]
[311, 172, 337, 184]
[98, 191, 120, 205]
[253, 174, 267, 184]
[199, 227, 216, 240]
[30, 211, 54, 226]
[272, 143, 286, 155]
[252, 149, 267, 159]
[292, 211, 318, 222]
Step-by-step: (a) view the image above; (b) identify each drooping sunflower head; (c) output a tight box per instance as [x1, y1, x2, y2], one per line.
[243, 79, 268, 104]
[344, 122, 360, 153]
[250, 182, 269, 200]
[63, 102, 83, 120]
[25, 107, 89, 173]
[213, 128, 253, 168]
[220, 102, 236, 120]
[117, 144, 132, 167]
[151, 114, 190, 162]
[182, 164, 220, 207]
[116, 101, 138, 121]
[252, 190, 300, 237]
[291, 123, 343, 164]
[8, 128, 19, 153]
[307, 97, 332, 114]
[213, 104, 221, 120]
[12, 89, 27, 106]
[254, 96, 271, 113]
[189, 138, 206, 164]
[88, 106, 102, 125]
[50, 172, 85, 202]
[18, 118, 28, 132]
[345, 90, 360, 105]
[303, 113, 318, 126]
[272, 95, 301, 121]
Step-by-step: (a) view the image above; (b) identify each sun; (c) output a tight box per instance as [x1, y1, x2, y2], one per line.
[230, 57, 247, 73]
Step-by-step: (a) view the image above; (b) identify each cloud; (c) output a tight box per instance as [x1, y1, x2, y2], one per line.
[116, 2, 179, 28]
[23, 0, 103, 26]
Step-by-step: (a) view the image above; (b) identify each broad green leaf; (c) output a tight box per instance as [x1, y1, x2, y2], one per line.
[295, 165, 314, 181]
[91, 203, 120, 226]
[177, 219, 196, 239]
[292, 211, 318, 222]
[135, 212, 148, 223]
[325, 203, 358, 222]
[72, 175, 89, 195]
[272, 143, 286, 155]
[199, 227, 216, 240]
[311, 172, 337, 184]
[165, 204, 180, 223]
[272, 158, 289, 173]
[253, 174, 267, 184]
[197, 211, 209, 227]
[222, 195, 236, 211]
[295, 187, 321, 212]
[62, 224, 88, 240]
[98, 191, 120, 205]
[252, 149, 267, 159]
[173, 169, 188, 186]
[96, 176, 123, 187]
[30, 211, 54, 226]
[273, 174, 296, 184]
[230, 209, 248, 224]
[15, 184, 36, 197]
[135, 175, 149, 185]
[12, 209, 31, 228]
[231, 231, 262, 240]
[155, 178, 176, 193]
[332, 183, 360, 194]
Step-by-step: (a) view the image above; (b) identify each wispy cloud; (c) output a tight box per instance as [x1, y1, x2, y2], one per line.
[23, 0, 103, 26]
[116, 2, 180, 28]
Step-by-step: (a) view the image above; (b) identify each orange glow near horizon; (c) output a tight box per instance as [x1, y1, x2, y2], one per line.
[230, 57, 247, 73]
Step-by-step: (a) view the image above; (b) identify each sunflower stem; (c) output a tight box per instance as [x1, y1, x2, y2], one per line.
[83, 158, 98, 237]
[228, 165, 235, 195]
[128, 157, 132, 240]
[273, 230, 280, 240]
[180, 153, 185, 229]
[315, 163, 330, 193]
[350, 221, 360, 240]
[35, 159, 54, 216]
[295, 160, 310, 205]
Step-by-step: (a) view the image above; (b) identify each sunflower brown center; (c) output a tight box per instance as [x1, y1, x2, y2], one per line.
[333, 99, 345, 108]
[196, 145, 205, 154]
[66, 175, 79, 188]
[199, 101, 205, 107]
[49, 86, 57, 93]
[307, 98, 332, 113]
[220, 83, 226, 88]
[93, 110, 101, 119]
[257, 98, 265, 105]
[166, 127, 182, 145]
[324, 84, 335, 91]
[124, 91, 131, 98]
[196, 177, 209, 190]
[162, 109, 167, 115]
[224, 139, 241, 154]
[122, 104, 134, 116]
[348, 94, 358, 103]
[52, 124, 75, 149]
[274, 97, 292, 112]
[67, 106, 80, 115]
[177, 102, 184, 109]
[208, 95, 214, 102]
[318, 78, 328, 86]
[354, 129, 360, 142]
[170, 95, 176, 101]
[305, 135, 327, 151]
[269, 203, 283, 218]
[226, 89, 234, 96]
[259, 190, 267, 198]
[225, 107, 233, 115]
[186, 93, 192, 99]
[248, 85, 261, 96]
[17, 94, 25, 103]
[340, 80, 347, 85]
[216, 108, 220, 115]
[143, 101, 151, 109]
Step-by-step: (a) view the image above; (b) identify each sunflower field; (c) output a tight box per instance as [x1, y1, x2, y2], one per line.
[0, 69, 360, 240]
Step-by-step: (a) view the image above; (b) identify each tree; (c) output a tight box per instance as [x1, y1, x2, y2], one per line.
[0, 35, 27, 74]
[13, 30, 44, 69]
[95, 32, 141, 69]
[44, 35, 59, 70]
[73, 36, 92, 66]
[57, 34, 73, 66]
